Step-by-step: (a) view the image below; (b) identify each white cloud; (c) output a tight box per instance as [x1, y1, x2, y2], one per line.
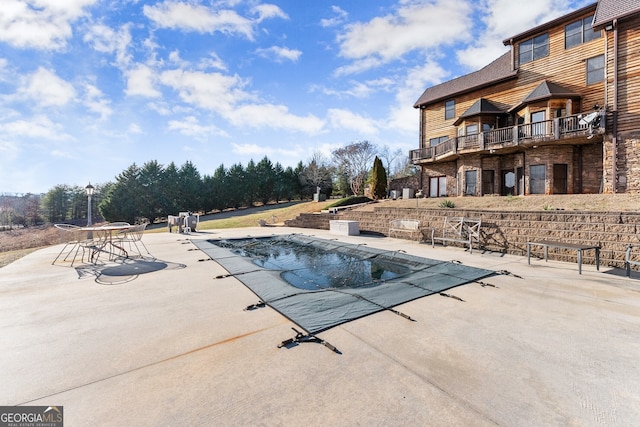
[318, 78, 394, 99]
[84, 23, 133, 67]
[168, 50, 189, 67]
[327, 108, 378, 136]
[229, 104, 325, 134]
[198, 53, 228, 71]
[125, 65, 162, 98]
[159, 68, 324, 134]
[128, 123, 143, 134]
[251, 4, 288, 23]
[17, 68, 76, 107]
[0, 115, 72, 141]
[387, 57, 449, 133]
[321, 6, 348, 28]
[255, 46, 302, 63]
[0, 0, 97, 50]
[167, 115, 227, 139]
[336, 0, 473, 74]
[82, 82, 112, 120]
[160, 69, 249, 114]
[143, 1, 254, 39]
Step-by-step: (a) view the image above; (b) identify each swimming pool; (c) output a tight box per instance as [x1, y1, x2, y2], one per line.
[212, 236, 411, 290]
[194, 234, 495, 335]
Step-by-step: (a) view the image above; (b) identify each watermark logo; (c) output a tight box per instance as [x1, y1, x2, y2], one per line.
[0, 406, 63, 427]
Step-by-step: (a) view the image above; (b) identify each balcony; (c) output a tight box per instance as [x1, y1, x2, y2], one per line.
[410, 111, 605, 164]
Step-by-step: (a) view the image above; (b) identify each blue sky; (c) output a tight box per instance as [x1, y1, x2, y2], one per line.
[0, 0, 591, 194]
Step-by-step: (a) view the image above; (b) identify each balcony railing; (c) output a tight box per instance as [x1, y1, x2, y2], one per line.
[411, 111, 605, 164]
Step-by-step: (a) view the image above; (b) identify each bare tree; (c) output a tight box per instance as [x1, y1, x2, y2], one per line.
[332, 141, 377, 196]
[299, 151, 334, 196]
[378, 145, 404, 178]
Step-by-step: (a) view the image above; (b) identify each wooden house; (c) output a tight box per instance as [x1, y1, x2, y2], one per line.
[411, 0, 640, 197]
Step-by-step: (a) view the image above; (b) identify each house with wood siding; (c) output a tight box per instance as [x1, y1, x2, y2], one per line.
[411, 0, 640, 197]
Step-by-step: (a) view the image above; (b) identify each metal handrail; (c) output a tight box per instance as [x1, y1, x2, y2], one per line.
[410, 111, 605, 162]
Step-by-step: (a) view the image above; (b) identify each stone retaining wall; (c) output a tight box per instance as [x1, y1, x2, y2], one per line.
[284, 207, 640, 269]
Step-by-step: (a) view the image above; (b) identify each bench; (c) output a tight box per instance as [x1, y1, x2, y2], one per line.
[330, 220, 360, 236]
[431, 217, 481, 254]
[389, 219, 421, 240]
[625, 244, 640, 277]
[527, 240, 600, 275]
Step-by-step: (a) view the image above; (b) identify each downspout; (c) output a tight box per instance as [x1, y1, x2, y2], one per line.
[612, 19, 618, 194]
[419, 107, 425, 190]
[510, 39, 515, 71]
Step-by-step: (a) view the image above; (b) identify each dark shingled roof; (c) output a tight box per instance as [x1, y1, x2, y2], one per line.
[453, 98, 506, 125]
[413, 51, 517, 108]
[593, 0, 640, 29]
[509, 80, 581, 113]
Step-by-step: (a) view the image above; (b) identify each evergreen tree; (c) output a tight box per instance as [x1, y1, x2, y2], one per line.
[370, 156, 388, 199]
[255, 156, 276, 205]
[179, 161, 203, 212]
[226, 163, 246, 209]
[99, 164, 142, 224]
[139, 160, 166, 222]
[162, 162, 182, 215]
[244, 159, 258, 206]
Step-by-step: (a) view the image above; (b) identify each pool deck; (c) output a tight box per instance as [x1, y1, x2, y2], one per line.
[1, 227, 639, 426]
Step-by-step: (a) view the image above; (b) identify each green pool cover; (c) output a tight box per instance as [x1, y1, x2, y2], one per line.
[193, 235, 495, 335]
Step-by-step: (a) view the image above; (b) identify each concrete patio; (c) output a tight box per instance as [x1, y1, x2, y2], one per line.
[1, 226, 639, 426]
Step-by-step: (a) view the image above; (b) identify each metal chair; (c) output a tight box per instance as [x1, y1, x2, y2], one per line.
[52, 224, 97, 266]
[116, 223, 151, 259]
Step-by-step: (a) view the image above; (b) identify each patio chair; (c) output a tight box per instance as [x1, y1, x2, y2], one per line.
[115, 223, 151, 259]
[52, 224, 97, 266]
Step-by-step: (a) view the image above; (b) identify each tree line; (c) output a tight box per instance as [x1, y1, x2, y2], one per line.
[0, 141, 414, 227]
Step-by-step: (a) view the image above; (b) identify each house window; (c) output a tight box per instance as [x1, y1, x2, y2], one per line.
[531, 111, 546, 136]
[445, 100, 455, 120]
[429, 136, 448, 147]
[565, 15, 600, 49]
[466, 124, 478, 135]
[464, 170, 477, 196]
[587, 55, 605, 85]
[519, 33, 549, 65]
[530, 165, 546, 195]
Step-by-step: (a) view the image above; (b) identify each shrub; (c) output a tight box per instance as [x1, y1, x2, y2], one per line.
[440, 199, 455, 208]
[326, 196, 372, 209]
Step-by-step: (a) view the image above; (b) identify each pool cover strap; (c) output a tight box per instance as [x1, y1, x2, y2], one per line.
[277, 327, 340, 353]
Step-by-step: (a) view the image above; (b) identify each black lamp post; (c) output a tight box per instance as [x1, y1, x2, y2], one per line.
[85, 183, 94, 227]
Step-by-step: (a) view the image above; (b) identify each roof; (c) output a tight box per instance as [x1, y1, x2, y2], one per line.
[454, 98, 506, 125]
[593, 0, 640, 29]
[413, 52, 517, 108]
[503, 3, 598, 46]
[509, 80, 581, 113]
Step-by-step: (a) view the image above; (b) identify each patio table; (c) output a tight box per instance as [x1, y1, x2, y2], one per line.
[80, 224, 132, 263]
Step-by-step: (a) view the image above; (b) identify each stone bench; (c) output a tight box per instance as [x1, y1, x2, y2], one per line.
[431, 217, 482, 254]
[329, 220, 360, 236]
[389, 219, 421, 241]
